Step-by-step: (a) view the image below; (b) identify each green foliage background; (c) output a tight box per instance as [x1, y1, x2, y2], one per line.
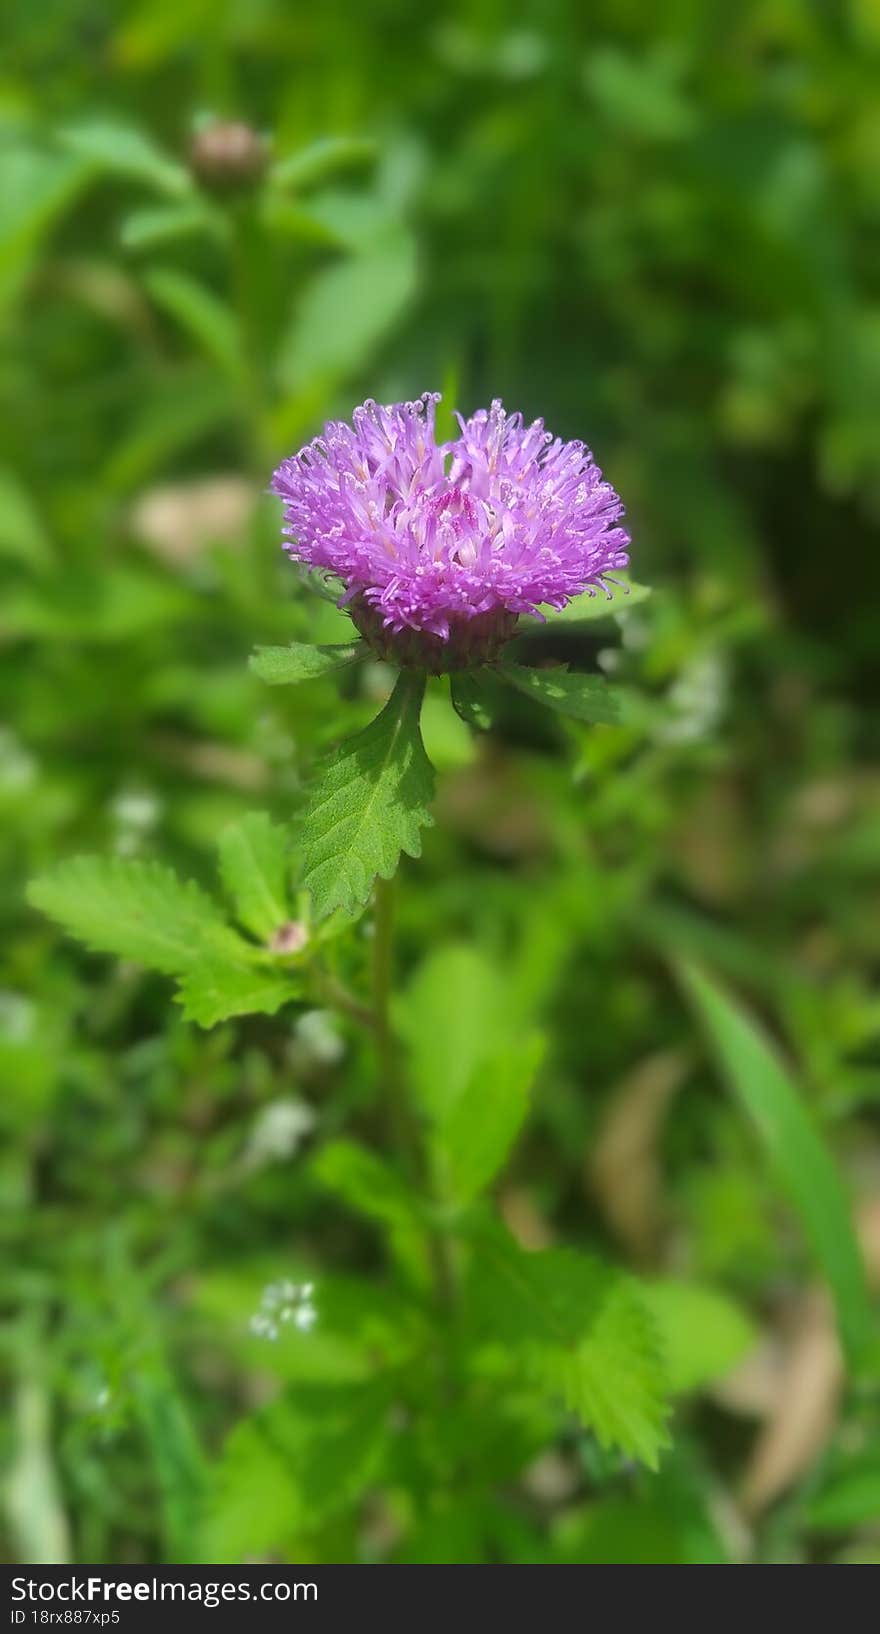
[3, 0, 879, 1565]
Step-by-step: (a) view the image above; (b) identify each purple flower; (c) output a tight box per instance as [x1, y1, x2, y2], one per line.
[271, 394, 630, 667]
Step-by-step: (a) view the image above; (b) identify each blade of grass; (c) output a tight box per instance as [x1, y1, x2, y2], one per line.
[677, 959, 872, 1369]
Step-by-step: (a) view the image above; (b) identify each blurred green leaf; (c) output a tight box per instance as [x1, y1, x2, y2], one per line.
[200, 1381, 391, 1564]
[279, 227, 417, 390]
[540, 577, 653, 623]
[0, 145, 92, 306]
[640, 1280, 756, 1393]
[314, 1139, 421, 1236]
[300, 672, 435, 919]
[449, 671, 495, 730]
[249, 640, 364, 686]
[436, 1034, 544, 1205]
[807, 1462, 880, 1532]
[218, 812, 291, 941]
[470, 1224, 670, 1468]
[500, 663, 621, 724]
[271, 136, 378, 192]
[0, 469, 53, 569]
[103, 369, 236, 491]
[121, 200, 219, 252]
[678, 961, 872, 1367]
[398, 944, 514, 1122]
[59, 120, 192, 197]
[144, 266, 242, 380]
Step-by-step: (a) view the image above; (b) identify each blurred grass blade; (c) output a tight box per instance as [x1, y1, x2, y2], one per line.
[132, 1366, 207, 1564]
[5, 1375, 71, 1565]
[678, 960, 872, 1367]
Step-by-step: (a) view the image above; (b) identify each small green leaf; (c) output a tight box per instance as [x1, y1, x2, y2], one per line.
[539, 576, 652, 623]
[121, 201, 218, 252]
[499, 663, 621, 724]
[398, 944, 514, 1122]
[59, 121, 192, 197]
[640, 1280, 756, 1393]
[0, 469, 52, 569]
[449, 671, 495, 730]
[200, 1381, 391, 1564]
[313, 1140, 421, 1236]
[270, 136, 377, 192]
[313, 1140, 428, 1283]
[27, 857, 245, 975]
[175, 956, 296, 1028]
[300, 671, 435, 919]
[218, 812, 290, 942]
[144, 266, 242, 380]
[437, 1036, 544, 1205]
[469, 1224, 669, 1468]
[678, 960, 872, 1367]
[248, 639, 364, 686]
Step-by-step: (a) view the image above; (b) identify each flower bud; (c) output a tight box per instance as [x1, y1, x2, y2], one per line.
[190, 119, 269, 192]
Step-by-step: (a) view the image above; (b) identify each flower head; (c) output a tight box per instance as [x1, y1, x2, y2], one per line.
[271, 394, 630, 669]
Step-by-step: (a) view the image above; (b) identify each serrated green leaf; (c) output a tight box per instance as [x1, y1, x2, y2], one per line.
[199, 1381, 391, 1564]
[59, 120, 192, 197]
[540, 576, 652, 623]
[218, 812, 290, 941]
[300, 671, 435, 919]
[469, 1225, 670, 1468]
[499, 663, 621, 724]
[248, 639, 364, 686]
[27, 857, 246, 975]
[144, 266, 242, 380]
[175, 957, 296, 1028]
[639, 1280, 756, 1393]
[449, 671, 495, 730]
[678, 960, 872, 1367]
[438, 1035, 544, 1205]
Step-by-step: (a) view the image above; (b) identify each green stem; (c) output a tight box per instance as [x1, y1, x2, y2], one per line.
[228, 199, 270, 474]
[372, 875, 420, 1177]
[371, 873, 456, 1309]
